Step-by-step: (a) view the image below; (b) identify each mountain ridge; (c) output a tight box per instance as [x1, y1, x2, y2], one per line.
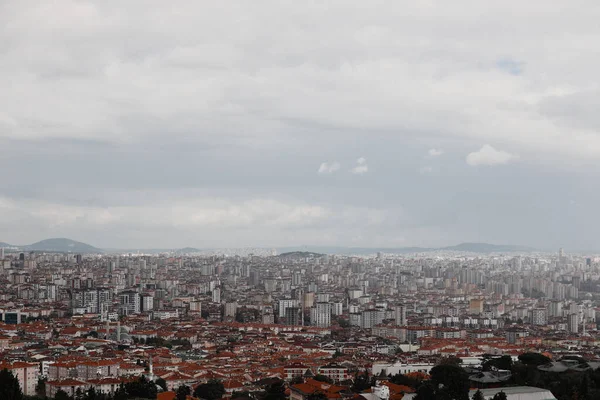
[0, 239, 539, 255]
[25, 238, 102, 253]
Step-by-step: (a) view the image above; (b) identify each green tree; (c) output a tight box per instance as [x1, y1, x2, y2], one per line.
[156, 377, 168, 392]
[313, 375, 332, 384]
[438, 356, 462, 366]
[472, 389, 485, 400]
[492, 391, 508, 400]
[262, 379, 286, 400]
[35, 377, 47, 398]
[518, 353, 551, 366]
[306, 393, 327, 400]
[290, 376, 304, 385]
[54, 390, 72, 400]
[351, 370, 372, 393]
[112, 384, 128, 400]
[125, 376, 158, 399]
[194, 379, 225, 400]
[177, 385, 191, 400]
[0, 369, 24, 400]
[430, 364, 470, 400]
[83, 387, 98, 400]
[414, 382, 436, 400]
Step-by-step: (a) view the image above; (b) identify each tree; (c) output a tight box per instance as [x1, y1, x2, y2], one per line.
[0, 368, 24, 400]
[84, 387, 103, 400]
[414, 382, 436, 400]
[290, 376, 304, 385]
[351, 370, 372, 393]
[262, 379, 286, 400]
[54, 390, 72, 400]
[313, 375, 333, 384]
[194, 379, 225, 400]
[35, 377, 47, 398]
[518, 353, 551, 366]
[156, 377, 168, 392]
[430, 364, 470, 400]
[112, 384, 128, 400]
[472, 389, 485, 400]
[125, 376, 158, 399]
[483, 355, 513, 371]
[177, 385, 191, 400]
[306, 393, 327, 400]
[492, 391, 508, 400]
[438, 356, 462, 366]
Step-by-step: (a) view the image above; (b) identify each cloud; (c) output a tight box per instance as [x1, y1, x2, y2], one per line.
[0, 194, 406, 248]
[466, 145, 516, 166]
[428, 149, 444, 157]
[351, 157, 369, 175]
[318, 161, 341, 174]
[419, 166, 433, 174]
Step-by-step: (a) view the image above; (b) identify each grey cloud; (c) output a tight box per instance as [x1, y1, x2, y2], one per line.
[1, 0, 599, 249]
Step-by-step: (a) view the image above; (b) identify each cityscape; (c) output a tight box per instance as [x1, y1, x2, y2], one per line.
[0, 241, 599, 400]
[2, 1, 600, 400]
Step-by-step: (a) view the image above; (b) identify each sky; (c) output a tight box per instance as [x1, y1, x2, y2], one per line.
[1, 1, 600, 250]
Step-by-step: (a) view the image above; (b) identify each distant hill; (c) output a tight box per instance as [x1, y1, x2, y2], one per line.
[176, 247, 202, 254]
[278, 251, 324, 259]
[442, 242, 537, 253]
[276, 243, 536, 255]
[25, 238, 103, 253]
[0, 242, 13, 248]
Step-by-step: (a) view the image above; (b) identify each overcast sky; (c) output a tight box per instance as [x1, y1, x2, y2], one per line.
[1, 1, 600, 250]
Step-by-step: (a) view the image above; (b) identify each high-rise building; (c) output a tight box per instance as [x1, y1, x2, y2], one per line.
[361, 309, 385, 329]
[225, 301, 237, 318]
[119, 291, 141, 315]
[279, 299, 300, 318]
[141, 294, 154, 312]
[292, 271, 302, 286]
[394, 304, 407, 326]
[568, 313, 579, 333]
[529, 308, 547, 326]
[212, 287, 221, 303]
[310, 302, 331, 327]
[285, 306, 301, 326]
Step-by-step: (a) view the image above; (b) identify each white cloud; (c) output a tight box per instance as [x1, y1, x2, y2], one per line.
[351, 157, 369, 175]
[428, 149, 444, 157]
[466, 145, 516, 166]
[0, 195, 405, 247]
[419, 166, 433, 174]
[318, 161, 341, 174]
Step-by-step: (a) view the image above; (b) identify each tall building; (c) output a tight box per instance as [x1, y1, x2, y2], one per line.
[212, 287, 221, 303]
[568, 313, 579, 333]
[361, 309, 385, 329]
[225, 301, 237, 318]
[310, 302, 331, 327]
[250, 270, 261, 287]
[141, 294, 154, 312]
[279, 299, 300, 318]
[394, 304, 407, 326]
[285, 307, 301, 326]
[292, 271, 302, 286]
[529, 308, 547, 326]
[119, 291, 141, 315]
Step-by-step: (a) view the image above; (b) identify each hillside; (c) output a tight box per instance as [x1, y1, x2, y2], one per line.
[25, 238, 103, 253]
[278, 251, 324, 258]
[443, 242, 536, 253]
[0, 242, 13, 248]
